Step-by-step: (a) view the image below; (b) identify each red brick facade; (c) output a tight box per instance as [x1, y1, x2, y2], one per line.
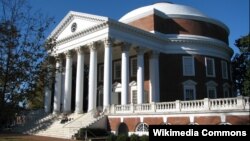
[226, 116, 250, 125]
[128, 14, 228, 44]
[108, 115, 250, 133]
[159, 53, 232, 101]
[194, 116, 221, 125]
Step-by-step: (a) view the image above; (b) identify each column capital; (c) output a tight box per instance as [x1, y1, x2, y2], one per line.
[150, 50, 160, 58]
[121, 42, 131, 52]
[75, 46, 86, 54]
[88, 42, 99, 51]
[64, 50, 73, 58]
[135, 47, 146, 55]
[103, 37, 114, 47]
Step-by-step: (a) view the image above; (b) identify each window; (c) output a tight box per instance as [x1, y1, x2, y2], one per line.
[184, 86, 195, 100]
[135, 123, 148, 132]
[206, 81, 218, 98]
[132, 90, 137, 104]
[131, 58, 137, 77]
[207, 87, 217, 98]
[223, 88, 230, 98]
[98, 64, 104, 82]
[221, 61, 228, 79]
[182, 80, 197, 100]
[129, 81, 137, 104]
[205, 57, 215, 77]
[183, 56, 195, 76]
[114, 61, 121, 79]
[223, 83, 230, 97]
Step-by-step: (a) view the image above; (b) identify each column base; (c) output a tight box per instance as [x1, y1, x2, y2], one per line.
[53, 110, 60, 115]
[74, 110, 83, 114]
[63, 111, 72, 114]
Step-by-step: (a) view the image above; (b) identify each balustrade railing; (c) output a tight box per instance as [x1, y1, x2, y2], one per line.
[180, 100, 204, 111]
[109, 96, 249, 114]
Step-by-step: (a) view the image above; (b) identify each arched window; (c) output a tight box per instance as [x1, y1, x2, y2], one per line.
[135, 123, 149, 132]
[117, 123, 129, 135]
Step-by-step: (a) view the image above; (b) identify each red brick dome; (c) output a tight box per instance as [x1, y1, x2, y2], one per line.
[119, 2, 229, 44]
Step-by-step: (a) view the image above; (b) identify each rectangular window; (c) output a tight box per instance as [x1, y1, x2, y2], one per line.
[114, 61, 121, 79]
[207, 87, 217, 98]
[205, 57, 215, 77]
[98, 64, 104, 82]
[221, 61, 228, 79]
[132, 90, 137, 104]
[183, 56, 195, 76]
[223, 88, 230, 98]
[184, 86, 196, 100]
[131, 58, 137, 77]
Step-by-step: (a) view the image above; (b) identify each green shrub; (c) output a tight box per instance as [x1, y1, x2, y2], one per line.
[140, 135, 149, 141]
[116, 134, 128, 141]
[130, 134, 139, 141]
[107, 133, 117, 141]
[74, 128, 109, 140]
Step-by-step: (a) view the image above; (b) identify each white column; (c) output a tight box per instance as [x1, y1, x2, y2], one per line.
[121, 43, 130, 105]
[103, 38, 113, 109]
[88, 43, 97, 112]
[44, 64, 53, 113]
[136, 48, 145, 104]
[44, 86, 51, 113]
[53, 56, 62, 114]
[149, 51, 160, 102]
[75, 47, 85, 114]
[63, 51, 73, 113]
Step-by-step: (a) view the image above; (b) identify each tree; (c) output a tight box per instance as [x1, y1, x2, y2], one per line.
[232, 34, 250, 96]
[0, 0, 54, 127]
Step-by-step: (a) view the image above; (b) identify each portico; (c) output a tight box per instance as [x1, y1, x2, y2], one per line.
[45, 11, 162, 114]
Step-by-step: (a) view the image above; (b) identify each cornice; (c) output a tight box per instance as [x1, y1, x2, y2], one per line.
[49, 11, 108, 39]
[153, 32, 233, 56]
[56, 22, 109, 45]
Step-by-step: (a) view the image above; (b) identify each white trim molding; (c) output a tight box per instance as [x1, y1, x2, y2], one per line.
[206, 81, 218, 98]
[182, 80, 197, 100]
[205, 57, 216, 77]
[182, 56, 195, 76]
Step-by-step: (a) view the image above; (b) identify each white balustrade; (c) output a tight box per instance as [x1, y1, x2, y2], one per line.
[155, 102, 176, 112]
[109, 96, 249, 114]
[244, 97, 250, 109]
[114, 105, 131, 114]
[134, 103, 152, 113]
[180, 100, 204, 111]
[210, 98, 238, 110]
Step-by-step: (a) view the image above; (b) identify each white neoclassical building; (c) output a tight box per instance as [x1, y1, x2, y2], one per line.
[16, 3, 249, 139]
[44, 2, 234, 115]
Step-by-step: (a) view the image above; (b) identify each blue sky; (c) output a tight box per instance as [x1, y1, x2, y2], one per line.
[28, 0, 249, 56]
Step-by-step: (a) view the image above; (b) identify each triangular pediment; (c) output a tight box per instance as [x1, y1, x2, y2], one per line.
[49, 11, 108, 40]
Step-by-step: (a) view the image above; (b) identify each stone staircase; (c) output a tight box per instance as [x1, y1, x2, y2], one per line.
[14, 110, 107, 139]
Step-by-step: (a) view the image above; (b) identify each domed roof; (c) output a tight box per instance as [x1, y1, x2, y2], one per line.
[119, 2, 207, 22]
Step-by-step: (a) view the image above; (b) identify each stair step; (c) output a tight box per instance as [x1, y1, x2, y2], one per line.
[13, 110, 107, 139]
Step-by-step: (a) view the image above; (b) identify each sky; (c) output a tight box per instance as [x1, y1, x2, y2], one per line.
[27, 0, 249, 56]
